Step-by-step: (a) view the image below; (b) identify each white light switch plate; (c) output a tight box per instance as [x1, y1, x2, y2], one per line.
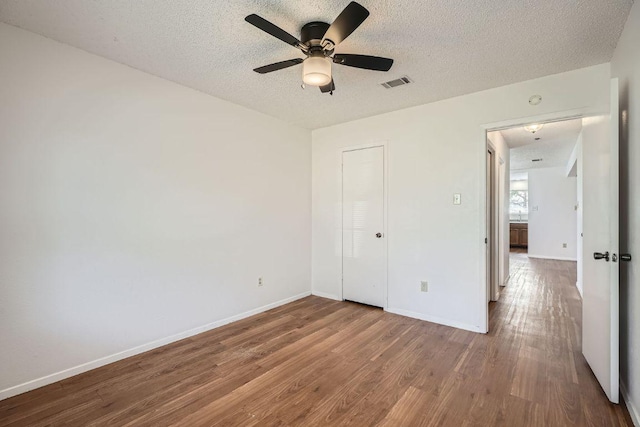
[453, 194, 461, 205]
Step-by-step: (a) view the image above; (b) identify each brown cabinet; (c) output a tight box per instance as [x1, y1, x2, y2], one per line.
[510, 222, 528, 248]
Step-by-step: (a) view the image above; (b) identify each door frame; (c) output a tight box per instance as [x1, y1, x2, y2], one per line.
[340, 141, 389, 309]
[486, 140, 500, 302]
[477, 105, 608, 333]
[608, 78, 620, 403]
[498, 155, 506, 288]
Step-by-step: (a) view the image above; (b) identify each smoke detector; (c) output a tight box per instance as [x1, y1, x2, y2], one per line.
[529, 95, 542, 105]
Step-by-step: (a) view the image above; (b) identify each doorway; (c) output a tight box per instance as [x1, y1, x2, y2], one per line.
[481, 82, 621, 403]
[484, 117, 583, 333]
[342, 145, 386, 308]
[495, 118, 582, 273]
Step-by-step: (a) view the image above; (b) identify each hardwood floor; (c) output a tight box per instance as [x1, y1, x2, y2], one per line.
[0, 253, 633, 426]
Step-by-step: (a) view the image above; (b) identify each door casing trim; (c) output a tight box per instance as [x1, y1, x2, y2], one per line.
[477, 105, 608, 333]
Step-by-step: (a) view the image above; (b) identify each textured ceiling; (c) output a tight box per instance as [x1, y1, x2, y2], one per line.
[497, 118, 583, 171]
[0, 1, 633, 129]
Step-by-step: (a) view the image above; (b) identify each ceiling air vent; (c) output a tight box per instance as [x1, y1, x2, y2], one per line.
[381, 76, 412, 89]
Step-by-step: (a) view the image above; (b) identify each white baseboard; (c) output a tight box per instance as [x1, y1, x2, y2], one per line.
[311, 290, 342, 301]
[0, 291, 311, 402]
[527, 254, 577, 262]
[576, 281, 583, 298]
[501, 274, 511, 287]
[621, 380, 640, 427]
[312, 295, 480, 333]
[384, 307, 482, 333]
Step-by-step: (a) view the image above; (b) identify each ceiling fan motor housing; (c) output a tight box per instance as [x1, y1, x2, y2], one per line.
[301, 22, 331, 46]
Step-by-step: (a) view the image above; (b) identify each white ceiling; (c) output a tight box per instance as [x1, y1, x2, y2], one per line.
[510, 171, 528, 182]
[0, 1, 633, 129]
[496, 118, 583, 171]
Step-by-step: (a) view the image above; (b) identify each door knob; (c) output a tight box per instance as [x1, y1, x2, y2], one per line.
[594, 251, 610, 261]
[620, 254, 632, 262]
[375, 233, 382, 238]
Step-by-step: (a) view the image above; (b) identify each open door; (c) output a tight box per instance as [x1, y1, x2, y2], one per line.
[581, 78, 619, 403]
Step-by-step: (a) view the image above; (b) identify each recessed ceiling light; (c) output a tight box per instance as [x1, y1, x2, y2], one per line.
[524, 123, 544, 134]
[529, 95, 542, 105]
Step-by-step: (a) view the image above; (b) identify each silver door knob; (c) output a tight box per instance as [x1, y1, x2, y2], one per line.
[375, 233, 382, 238]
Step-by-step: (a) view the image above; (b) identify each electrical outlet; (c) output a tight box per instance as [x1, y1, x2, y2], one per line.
[562, 243, 567, 248]
[258, 277, 263, 287]
[420, 281, 428, 292]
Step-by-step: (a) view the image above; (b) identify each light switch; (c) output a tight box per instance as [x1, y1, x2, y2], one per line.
[453, 193, 461, 205]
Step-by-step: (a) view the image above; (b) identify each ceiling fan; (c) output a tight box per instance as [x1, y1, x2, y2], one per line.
[245, 1, 394, 95]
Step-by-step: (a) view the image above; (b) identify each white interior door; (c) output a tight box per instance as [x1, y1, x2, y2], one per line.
[581, 78, 619, 403]
[342, 146, 385, 307]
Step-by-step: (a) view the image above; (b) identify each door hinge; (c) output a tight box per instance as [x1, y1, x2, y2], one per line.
[485, 238, 488, 244]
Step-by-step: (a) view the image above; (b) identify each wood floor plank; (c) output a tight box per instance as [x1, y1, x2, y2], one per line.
[377, 386, 427, 427]
[0, 251, 634, 426]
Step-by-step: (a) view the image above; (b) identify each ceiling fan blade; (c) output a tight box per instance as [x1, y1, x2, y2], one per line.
[245, 14, 303, 49]
[319, 79, 336, 93]
[253, 58, 304, 74]
[322, 2, 370, 47]
[333, 54, 393, 71]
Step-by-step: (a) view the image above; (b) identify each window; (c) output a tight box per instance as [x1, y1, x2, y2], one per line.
[509, 190, 528, 214]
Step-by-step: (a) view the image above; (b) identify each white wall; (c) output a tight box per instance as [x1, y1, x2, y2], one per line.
[527, 167, 578, 261]
[312, 63, 610, 332]
[611, 1, 640, 424]
[0, 24, 311, 399]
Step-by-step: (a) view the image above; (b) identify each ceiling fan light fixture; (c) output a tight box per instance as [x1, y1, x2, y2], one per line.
[524, 123, 544, 134]
[302, 55, 332, 86]
[246, 2, 393, 94]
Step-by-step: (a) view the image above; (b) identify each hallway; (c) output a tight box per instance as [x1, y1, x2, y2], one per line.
[487, 251, 631, 425]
